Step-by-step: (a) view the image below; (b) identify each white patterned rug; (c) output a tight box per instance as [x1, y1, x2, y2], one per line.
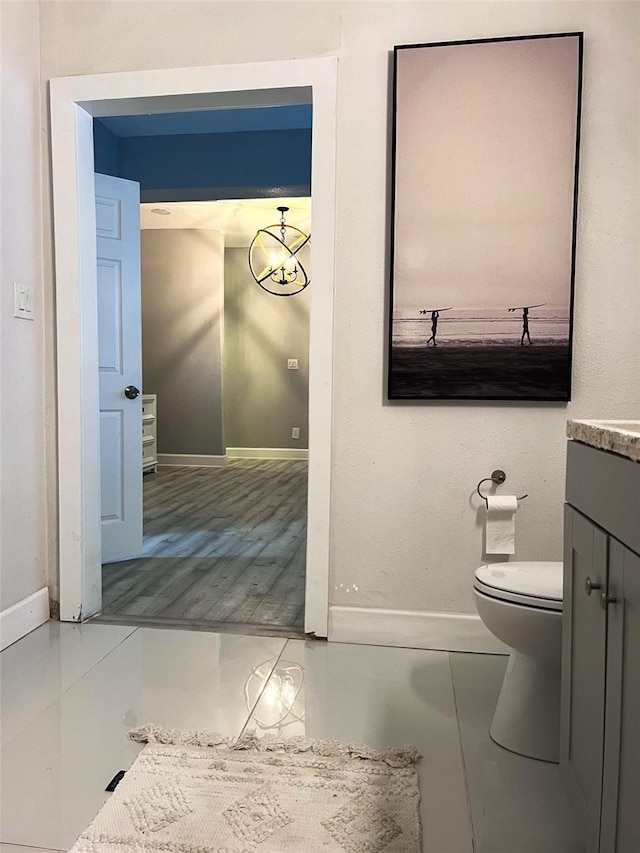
[69, 724, 421, 853]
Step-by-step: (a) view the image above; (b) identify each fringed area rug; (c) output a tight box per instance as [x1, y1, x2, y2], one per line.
[69, 724, 421, 853]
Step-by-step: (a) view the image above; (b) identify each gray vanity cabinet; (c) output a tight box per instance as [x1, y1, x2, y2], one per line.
[561, 505, 607, 853]
[600, 540, 640, 853]
[561, 439, 640, 853]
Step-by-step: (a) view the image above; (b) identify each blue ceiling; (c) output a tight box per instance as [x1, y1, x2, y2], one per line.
[97, 104, 313, 138]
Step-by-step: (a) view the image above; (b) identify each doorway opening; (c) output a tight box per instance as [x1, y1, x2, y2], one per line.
[99, 192, 311, 636]
[50, 59, 336, 638]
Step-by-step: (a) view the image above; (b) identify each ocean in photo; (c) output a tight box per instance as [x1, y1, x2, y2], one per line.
[392, 307, 570, 348]
[389, 308, 571, 399]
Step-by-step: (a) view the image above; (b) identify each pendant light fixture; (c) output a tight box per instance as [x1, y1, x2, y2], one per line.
[248, 206, 311, 296]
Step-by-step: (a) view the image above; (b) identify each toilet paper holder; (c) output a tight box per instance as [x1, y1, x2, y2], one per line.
[476, 470, 528, 507]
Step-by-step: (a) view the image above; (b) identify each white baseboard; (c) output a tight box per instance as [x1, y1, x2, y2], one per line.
[1, 587, 50, 651]
[328, 605, 509, 654]
[157, 454, 227, 467]
[226, 447, 309, 460]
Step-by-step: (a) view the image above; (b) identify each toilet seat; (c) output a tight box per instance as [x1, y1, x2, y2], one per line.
[474, 561, 563, 612]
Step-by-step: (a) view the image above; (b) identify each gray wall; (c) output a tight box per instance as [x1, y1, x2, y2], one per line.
[223, 248, 310, 449]
[141, 229, 224, 456]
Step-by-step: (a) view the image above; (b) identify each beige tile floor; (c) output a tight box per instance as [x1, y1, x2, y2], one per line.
[0, 622, 579, 853]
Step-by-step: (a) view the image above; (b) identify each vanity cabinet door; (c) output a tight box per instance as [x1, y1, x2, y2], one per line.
[561, 506, 608, 853]
[600, 540, 640, 853]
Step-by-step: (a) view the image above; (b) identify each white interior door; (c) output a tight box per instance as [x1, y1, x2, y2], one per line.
[96, 173, 143, 564]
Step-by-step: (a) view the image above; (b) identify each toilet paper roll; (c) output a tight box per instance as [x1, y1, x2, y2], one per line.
[485, 495, 518, 555]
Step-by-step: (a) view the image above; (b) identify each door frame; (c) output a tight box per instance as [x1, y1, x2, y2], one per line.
[50, 58, 337, 636]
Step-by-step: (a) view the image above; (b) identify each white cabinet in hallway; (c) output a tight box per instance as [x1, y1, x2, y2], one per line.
[142, 394, 157, 474]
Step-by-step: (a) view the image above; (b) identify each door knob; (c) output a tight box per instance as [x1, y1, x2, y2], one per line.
[585, 577, 602, 596]
[600, 593, 617, 610]
[124, 385, 140, 400]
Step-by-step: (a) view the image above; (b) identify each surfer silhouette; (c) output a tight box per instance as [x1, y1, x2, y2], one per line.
[420, 307, 452, 346]
[508, 303, 545, 346]
[520, 307, 531, 346]
[427, 311, 440, 347]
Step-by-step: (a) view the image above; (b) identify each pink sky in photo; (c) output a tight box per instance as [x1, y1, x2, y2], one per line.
[393, 36, 580, 313]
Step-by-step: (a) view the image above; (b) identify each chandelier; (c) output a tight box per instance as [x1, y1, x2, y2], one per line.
[248, 206, 310, 296]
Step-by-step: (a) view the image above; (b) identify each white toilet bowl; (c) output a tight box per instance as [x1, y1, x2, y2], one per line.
[473, 561, 563, 763]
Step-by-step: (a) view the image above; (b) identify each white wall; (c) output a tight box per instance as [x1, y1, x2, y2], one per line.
[0, 1, 48, 611]
[38, 1, 639, 616]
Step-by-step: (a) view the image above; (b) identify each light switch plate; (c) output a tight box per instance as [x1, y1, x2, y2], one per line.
[287, 358, 299, 370]
[13, 283, 35, 320]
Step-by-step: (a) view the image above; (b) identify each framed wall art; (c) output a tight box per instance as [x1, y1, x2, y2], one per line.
[388, 33, 583, 401]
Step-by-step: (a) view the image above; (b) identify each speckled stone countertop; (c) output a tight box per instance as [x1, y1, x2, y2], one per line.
[567, 420, 640, 463]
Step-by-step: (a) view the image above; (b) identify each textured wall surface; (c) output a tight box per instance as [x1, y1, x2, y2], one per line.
[39, 1, 640, 614]
[141, 229, 225, 456]
[0, 0, 47, 611]
[224, 248, 310, 450]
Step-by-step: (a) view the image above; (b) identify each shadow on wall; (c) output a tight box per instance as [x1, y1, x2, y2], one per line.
[141, 228, 225, 458]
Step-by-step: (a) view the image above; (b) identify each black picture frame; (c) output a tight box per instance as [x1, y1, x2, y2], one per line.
[388, 32, 583, 401]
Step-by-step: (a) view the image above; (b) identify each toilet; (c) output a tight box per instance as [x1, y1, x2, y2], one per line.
[473, 561, 563, 763]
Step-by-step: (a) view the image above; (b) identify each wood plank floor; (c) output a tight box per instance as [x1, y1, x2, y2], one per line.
[95, 459, 307, 637]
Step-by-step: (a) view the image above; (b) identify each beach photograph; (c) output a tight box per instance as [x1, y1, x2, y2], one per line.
[388, 34, 582, 400]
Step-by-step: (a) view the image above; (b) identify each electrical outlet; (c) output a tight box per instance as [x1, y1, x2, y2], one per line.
[292, 427, 300, 439]
[287, 358, 299, 370]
